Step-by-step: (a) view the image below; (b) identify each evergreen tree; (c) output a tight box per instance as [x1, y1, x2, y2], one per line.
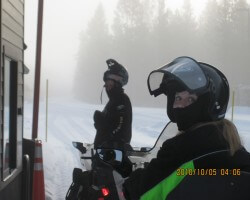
[111, 0, 154, 106]
[229, 0, 250, 86]
[74, 3, 112, 103]
[155, 0, 198, 59]
[198, 0, 221, 61]
[151, 0, 173, 65]
[74, 0, 250, 106]
[198, 0, 250, 91]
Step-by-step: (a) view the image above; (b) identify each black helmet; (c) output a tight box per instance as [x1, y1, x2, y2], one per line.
[147, 56, 229, 121]
[103, 59, 129, 87]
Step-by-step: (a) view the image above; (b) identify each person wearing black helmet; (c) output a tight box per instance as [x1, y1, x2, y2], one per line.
[93, 59, 132, 149]
[123, 57, 250, 200]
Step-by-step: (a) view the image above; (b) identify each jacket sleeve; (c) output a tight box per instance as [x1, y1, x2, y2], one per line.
[107, 95, 132, 140]
[123, 138, 182, 199]
[112, 104, 126, 135]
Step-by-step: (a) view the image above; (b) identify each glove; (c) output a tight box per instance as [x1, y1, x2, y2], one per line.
[93, 110, 102, 122]
[72, 169, 92, 200]
[93, 110, 103, 129]
[73, 168, 91, 186]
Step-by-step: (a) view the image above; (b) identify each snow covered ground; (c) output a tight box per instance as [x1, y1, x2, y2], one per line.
[23, 99, 250, 200]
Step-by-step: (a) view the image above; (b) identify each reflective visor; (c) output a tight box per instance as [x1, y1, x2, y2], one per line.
[148, 57, 208, 96]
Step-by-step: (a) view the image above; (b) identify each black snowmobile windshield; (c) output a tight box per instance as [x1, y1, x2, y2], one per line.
[147, 57, 208, 97]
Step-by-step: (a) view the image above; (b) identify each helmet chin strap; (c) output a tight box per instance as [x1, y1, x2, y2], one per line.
[100, 85, 105, 104]
[100, 80, 122, 104]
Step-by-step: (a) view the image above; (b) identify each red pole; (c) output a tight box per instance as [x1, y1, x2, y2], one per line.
[32, 0, 44, 139]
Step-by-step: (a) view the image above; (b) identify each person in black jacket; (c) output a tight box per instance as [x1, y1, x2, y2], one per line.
[93, 59, 132, 149]
[123, 57, 250, 200]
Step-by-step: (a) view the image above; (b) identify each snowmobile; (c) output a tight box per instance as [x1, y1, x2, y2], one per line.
[65, 146, 127, 200]
[66, 122, 250, 200]
[65, 122, 175, 200]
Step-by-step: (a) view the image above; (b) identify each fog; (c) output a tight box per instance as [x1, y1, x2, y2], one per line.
[24, 0, 250, 108]
[24, 0, 117, 100]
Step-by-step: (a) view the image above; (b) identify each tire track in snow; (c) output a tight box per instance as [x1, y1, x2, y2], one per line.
[44, 112, 93, 199]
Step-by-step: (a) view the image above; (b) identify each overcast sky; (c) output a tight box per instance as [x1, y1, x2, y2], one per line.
[24, 0, 214, 100]
[24, 0, 118, 100]
[24, 0, 250, 101]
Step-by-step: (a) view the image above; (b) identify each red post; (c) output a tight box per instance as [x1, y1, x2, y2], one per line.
[32, 0, 44, 139]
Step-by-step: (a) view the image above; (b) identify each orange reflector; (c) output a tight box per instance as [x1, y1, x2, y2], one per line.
[101, 187, 110, 196]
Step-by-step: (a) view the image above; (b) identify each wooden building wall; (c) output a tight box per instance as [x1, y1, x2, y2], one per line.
[0, 0, 24, 192]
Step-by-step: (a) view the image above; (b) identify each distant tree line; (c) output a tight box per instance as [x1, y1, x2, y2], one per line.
[74, 0, 250, 107]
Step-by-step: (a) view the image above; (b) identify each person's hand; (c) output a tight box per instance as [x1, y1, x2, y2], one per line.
[93, 110, 103, 129]
[73, 168, 91, 185]
[93, 110, 102, 122]
[72, 169, 92, 199]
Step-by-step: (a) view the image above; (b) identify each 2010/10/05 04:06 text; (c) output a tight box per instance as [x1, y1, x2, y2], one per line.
[176, 168, 241, 176]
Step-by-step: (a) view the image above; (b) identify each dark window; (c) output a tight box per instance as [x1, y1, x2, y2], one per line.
[2, 57, 18, 179]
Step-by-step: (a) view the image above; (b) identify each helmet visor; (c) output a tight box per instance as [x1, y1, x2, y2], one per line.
[148, 57, 208, 96]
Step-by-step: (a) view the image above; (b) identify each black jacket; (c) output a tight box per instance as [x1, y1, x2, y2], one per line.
[94, 87, 132, 148]
[123, 124, 250, 200]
